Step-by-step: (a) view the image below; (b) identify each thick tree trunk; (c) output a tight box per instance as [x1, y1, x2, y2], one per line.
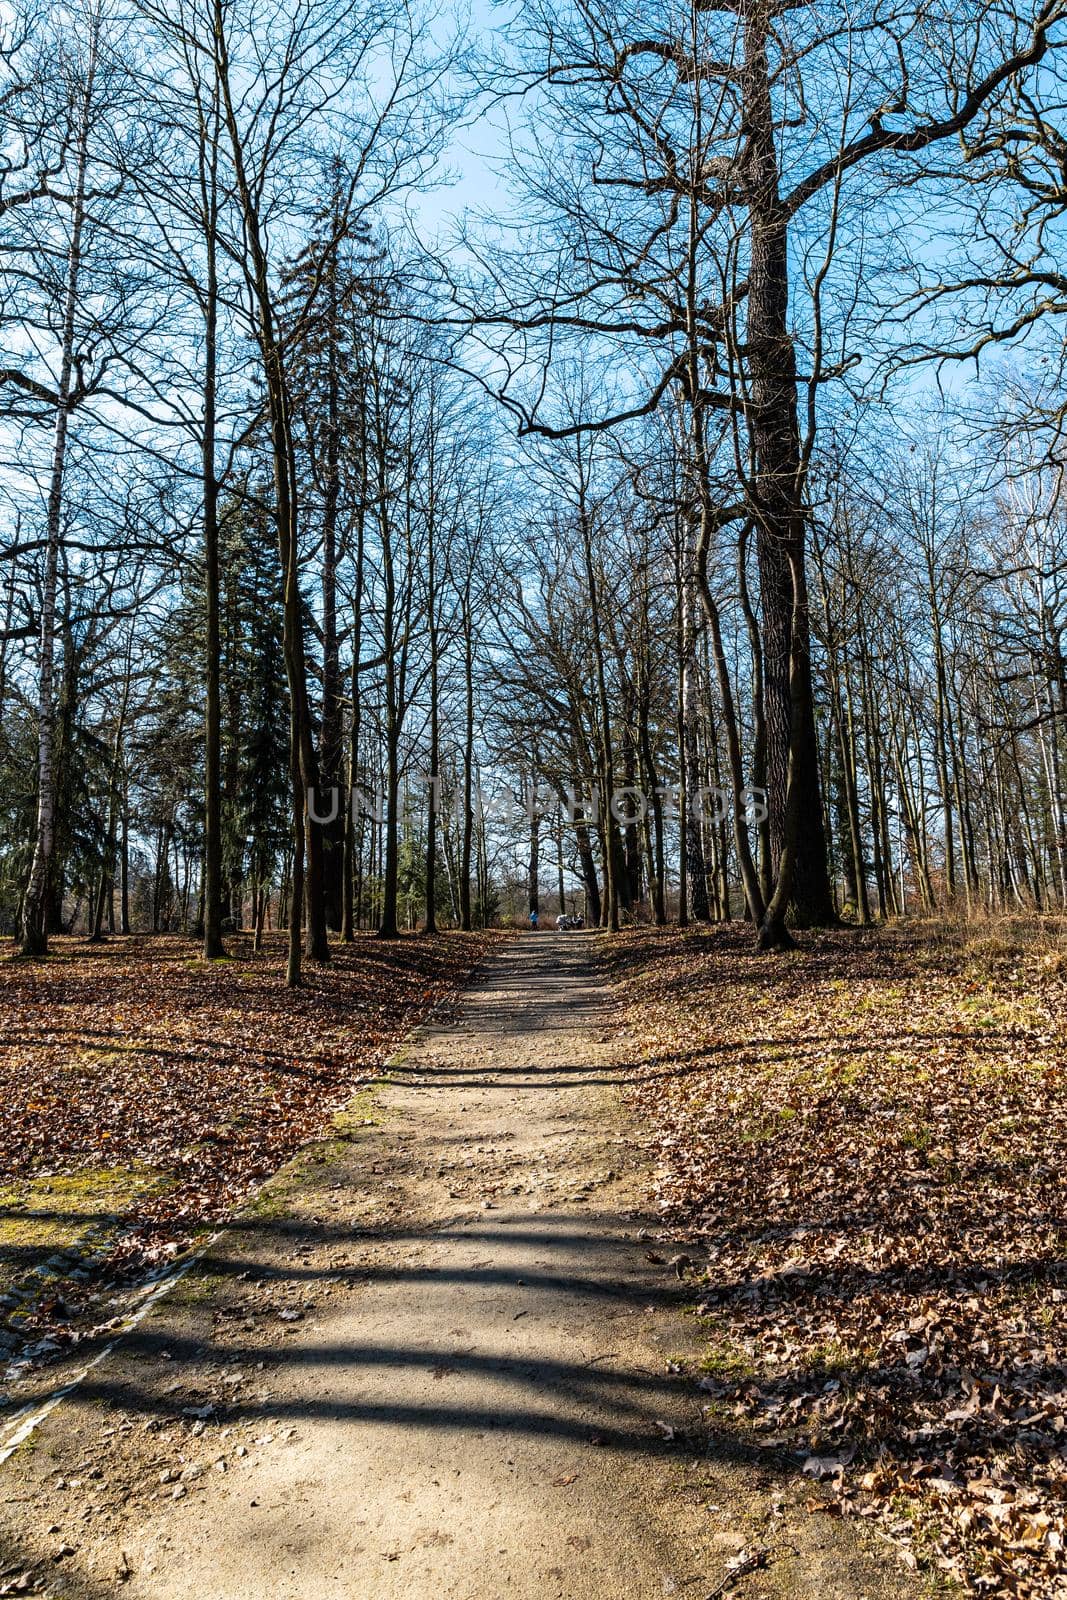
[743, 0, 835, 929]
[575, 816, 601, 927]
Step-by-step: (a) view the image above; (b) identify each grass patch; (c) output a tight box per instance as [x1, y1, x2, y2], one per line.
[0, 1167, 164, 1296]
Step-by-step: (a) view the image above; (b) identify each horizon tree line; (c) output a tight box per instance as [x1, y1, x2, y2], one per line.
[0, 0, 1064, 978]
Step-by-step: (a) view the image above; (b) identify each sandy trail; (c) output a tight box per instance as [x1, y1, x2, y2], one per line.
[0, 933, 913, 1599]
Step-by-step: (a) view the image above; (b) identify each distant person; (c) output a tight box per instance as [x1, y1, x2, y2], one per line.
[529, 909, 539, 930]
[556, 913, 570, 930]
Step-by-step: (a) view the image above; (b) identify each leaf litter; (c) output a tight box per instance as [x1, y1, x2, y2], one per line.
[0, 930, 502, 1322]
[607, 921, 1067, 1597]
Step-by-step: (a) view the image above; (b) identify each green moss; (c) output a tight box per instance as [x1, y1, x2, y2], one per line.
[245, 1180, 297, 1220]
[697, 1341, 757, 1382]
[335, 1087, 385, 1131]
[0, 1166, 164, 1295]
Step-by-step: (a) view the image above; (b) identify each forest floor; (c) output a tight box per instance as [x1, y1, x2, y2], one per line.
[0, 922, 1062, 1598]
[0, 932, 914, 1599]
[607, 918, 1067, 1599]
[0, 932, 501, 1338]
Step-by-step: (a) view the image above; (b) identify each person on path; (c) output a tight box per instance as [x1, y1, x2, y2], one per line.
[529, 909, 539, 930]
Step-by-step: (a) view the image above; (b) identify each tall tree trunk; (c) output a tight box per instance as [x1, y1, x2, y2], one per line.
[460, 583, 474, 931]
[376, 423, 400, 939]
[379, 706, 400, 938]
[201, 116, 225, 960]
[579, 485, 618, 930]
[683, 641, 710, 921]
[742, 0, 835, 928]
[737, 522, 771, 904]
[574, 814, 601, 926]
[424, 433, 440, 934]
[341, 410, 367, 941]
[91, 666, 130, 942]
[674, 516, 689, 927]
[681, 97, 767, 938]
[319, 251, 345, 931]
[21, 16, 97, 957]
[928, 574, 956, 902]
[120, 788, 130, 934]
[527, 770, 540, 916]
[639, 715, 667, 925]
[215, 2, 328, 978]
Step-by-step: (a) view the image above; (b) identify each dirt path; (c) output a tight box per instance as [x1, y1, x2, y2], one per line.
[0, 934, 914, 1599]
